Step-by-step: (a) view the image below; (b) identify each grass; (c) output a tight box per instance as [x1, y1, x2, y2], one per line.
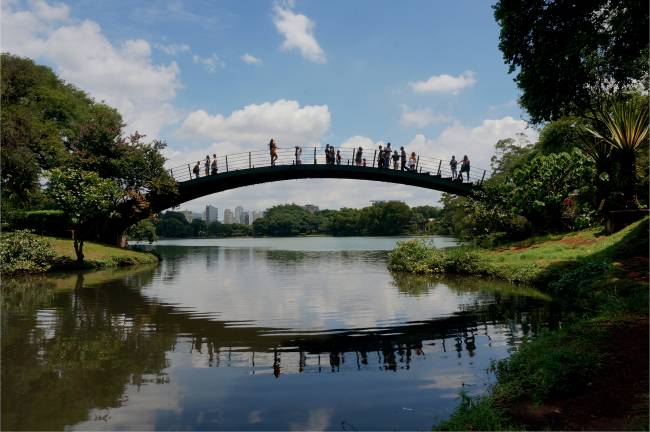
[46, 237, 159, 270]
[426, 219, 649, 430]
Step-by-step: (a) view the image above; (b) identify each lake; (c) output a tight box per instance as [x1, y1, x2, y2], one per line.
[1, 236, 559, 430]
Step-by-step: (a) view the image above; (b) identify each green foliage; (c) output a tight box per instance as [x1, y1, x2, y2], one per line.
[548, 259, 611, 296]
[493, 0, 649, 123]
[387, 240, 447, 274]
[253, 204, 319, 236]
[493, 323, 606, 404]
[582, 97, 650, 204]
[0, 54, 177, 240]
[4, 210, 69, 237]
[433, 392, 513, 431]
[48, 168, 122, 261]
[1, 54, 90, 205]
[510, 149, 597, 228]
[537, 117, 586, 154]
[387, 240, 484, 276]
[0, 230, 56, 275]
[127, 219, 158, 244]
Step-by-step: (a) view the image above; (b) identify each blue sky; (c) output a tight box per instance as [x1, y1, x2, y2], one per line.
[2, 0, 538, 215]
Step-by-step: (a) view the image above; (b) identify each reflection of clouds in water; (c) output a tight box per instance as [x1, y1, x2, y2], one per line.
[144, 246, 512, 331]
[289, 408, 332, 431]
[72, 379, 183, 430]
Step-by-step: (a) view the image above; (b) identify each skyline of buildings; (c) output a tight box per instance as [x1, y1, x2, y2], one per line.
[174, 204, 265, 226]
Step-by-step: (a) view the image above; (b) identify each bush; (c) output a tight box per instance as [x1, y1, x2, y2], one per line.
[5, 210, 69, 237]
[0, 230, 56, 275]
[388, 240, 446, 274]
[388, 240, 486, 275]
[443, 247, 484, 274]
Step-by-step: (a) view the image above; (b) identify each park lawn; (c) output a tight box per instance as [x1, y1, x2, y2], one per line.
[475, 218, 648, 284]
[46, 237, 159, 269]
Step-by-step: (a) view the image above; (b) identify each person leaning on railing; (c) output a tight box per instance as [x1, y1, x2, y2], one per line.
[460, 155, 470, 181]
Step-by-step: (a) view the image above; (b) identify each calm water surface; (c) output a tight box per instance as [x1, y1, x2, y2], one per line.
[2, 236, 559, 430]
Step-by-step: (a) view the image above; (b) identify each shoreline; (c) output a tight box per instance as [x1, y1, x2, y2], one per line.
[386, 218, 649, 430]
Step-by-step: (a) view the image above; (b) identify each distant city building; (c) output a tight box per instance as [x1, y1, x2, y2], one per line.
[191, 212, 203, 221]
[223, 209, 234, 224]
[234, 206, 244, 224]
[204, 205, 218, 224]
[243, 212, 250, 225]
[251, 210, 263, 223]
[302, 204, 319, 214]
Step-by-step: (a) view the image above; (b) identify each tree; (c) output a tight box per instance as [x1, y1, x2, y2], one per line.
[48, 168, 122, 262]
[582, 97, 649, 204]
[0, 54, 91, 206]
[127, 219, 158, 244]
[494, 0, 649, 122]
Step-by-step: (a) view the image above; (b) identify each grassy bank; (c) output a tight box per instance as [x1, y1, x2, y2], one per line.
[48, 237, 159, 270]
[1, 233, 159, 275]
[387, 219, 649, 430]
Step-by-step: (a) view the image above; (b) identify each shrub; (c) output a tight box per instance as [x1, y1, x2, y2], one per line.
[0, 230, 56, 275]
[387, 240, 446, 274]
[5, 210, 69, 237]
[443, 247, 485, 274]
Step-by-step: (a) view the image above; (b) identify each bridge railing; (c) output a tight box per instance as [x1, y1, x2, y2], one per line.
[166, 147, 489, 185]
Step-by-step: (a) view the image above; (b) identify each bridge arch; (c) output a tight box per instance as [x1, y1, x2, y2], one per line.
[163, 147, 486, 208]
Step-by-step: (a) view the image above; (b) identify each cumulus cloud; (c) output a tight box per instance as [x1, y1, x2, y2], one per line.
[405, 116, 538, 172]
[192, 53, 222, 73]
[154, 42, 191, 55]
[241, 53, 262, 65]
[272, 1, 326, 63]
[176, 99, 331, 153]
[1, 0, 181, 136]
[399, 105, 453, 128]
[409, 71, 477, 94]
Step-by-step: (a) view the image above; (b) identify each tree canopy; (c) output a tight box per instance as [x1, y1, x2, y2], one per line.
[494, 0, 649, 123]
[1, 54, 177, 245]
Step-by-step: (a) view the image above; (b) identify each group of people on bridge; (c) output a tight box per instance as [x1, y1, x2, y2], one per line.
[190, 140, 471, 182]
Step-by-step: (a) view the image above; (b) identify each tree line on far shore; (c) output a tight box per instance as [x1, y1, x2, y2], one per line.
[128, 202, 443, 241]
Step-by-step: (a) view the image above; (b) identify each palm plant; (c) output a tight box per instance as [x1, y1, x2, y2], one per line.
[581, 98, 649, 203]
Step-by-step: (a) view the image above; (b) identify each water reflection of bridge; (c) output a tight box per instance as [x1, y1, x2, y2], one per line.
[50, 267, 552, 375]
[2, 266, 555, 430]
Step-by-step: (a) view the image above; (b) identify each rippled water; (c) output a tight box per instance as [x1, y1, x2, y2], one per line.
[1, 237, 559, 430]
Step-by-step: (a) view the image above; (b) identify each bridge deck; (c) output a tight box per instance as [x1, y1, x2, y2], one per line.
[165, 147, 486, 207]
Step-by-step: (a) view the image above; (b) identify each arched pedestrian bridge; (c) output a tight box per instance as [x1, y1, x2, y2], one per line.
[165, 147, 488, 207]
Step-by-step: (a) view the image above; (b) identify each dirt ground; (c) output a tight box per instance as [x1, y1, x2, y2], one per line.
[506, 318, 649, 431]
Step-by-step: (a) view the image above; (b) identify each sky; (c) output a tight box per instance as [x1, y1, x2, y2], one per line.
[2, 0, 539, 217]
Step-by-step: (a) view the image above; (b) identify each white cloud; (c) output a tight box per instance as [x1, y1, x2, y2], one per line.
[272, 1, 326, 63]
[241, 53, 262, 65]
[154, 42, 191, 55]
[176, 99, 331, 153]
[399, 105, 453, 128]
[406, 116, 538, 172]
[1, 0, 181, 136]
[192, 53, 222, 73]
[409, 71, 477, 94]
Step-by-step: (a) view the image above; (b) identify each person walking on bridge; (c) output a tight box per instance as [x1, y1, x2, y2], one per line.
[193, 161, 200, 178]
[355, 147, 363, 166]
[377, 145, 384, 168]
[400, 147, 407, 171]
[392, 150, 399, 170]
[450, 155, 458, 179]
[211, 154, 218, 175]
[295, 146, 302, 165]
[336, 150, 341, 165]
[269, 139, 278, 166]
[460, 155, 470, 181]
[204, 155, 210, 176]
